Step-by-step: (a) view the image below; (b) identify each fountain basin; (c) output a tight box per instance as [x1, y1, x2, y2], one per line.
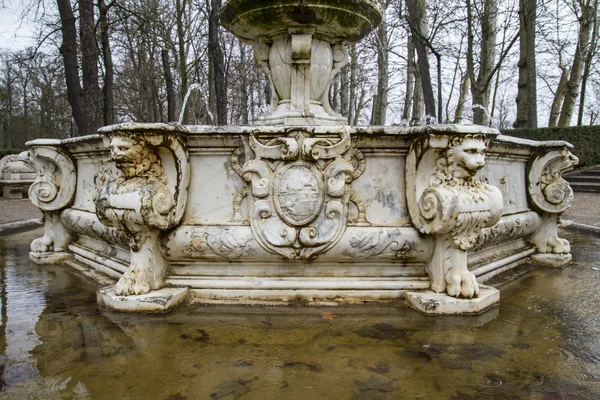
[220, 0, 383, 43]
[22, 123, 578, 314]
[220, 0, 383, 126]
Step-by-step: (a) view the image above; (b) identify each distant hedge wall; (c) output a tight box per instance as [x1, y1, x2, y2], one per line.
[502, 125, 600, 167]
[0, 149, 26, 159]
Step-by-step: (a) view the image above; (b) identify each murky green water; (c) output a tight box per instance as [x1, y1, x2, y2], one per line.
[0, 229, 599, 399]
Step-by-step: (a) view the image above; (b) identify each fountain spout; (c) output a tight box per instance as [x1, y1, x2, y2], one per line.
[178, 83, 214, 125]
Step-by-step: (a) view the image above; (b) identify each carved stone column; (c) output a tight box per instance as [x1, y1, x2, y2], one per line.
[255, 30, 349, 125]
[20, 141, 76, 264]
[405, 132, 504, 314]
[95, 131, 191, 312]
[527, 146, 578, 267]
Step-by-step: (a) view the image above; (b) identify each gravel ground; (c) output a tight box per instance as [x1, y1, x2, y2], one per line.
[0, 198, 42, 224]
[562, 192, 600, 227]
[0, 191, 597, 227]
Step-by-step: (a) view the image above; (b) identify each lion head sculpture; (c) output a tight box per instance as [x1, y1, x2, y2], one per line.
[109, 135, 166, 183]
[433, 134, 488, 186]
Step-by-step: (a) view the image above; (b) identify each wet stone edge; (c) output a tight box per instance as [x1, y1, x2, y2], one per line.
[0, 218, 42, 236]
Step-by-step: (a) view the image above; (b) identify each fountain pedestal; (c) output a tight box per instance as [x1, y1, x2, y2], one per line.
[220, 0, 382, 126]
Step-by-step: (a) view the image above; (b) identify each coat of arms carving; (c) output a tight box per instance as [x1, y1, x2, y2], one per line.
[238, 128, 364, 260]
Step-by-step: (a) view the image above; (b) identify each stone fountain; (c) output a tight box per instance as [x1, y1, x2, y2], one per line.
[21, 0, 578, 314]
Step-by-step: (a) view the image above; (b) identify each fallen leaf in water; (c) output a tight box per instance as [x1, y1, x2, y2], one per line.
[320, 312, 335, 320]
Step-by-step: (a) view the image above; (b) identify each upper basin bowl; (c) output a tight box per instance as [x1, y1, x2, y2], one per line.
[220, 0, 383, 43]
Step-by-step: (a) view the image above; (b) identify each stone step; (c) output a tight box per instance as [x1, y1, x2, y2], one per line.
[569, 182, 600, 193]
[565, 175, 600, 183]
[565, 167, 600, 177]
[567, 170, 600, 177]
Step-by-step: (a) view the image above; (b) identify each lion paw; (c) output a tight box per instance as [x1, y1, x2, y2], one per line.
[445, 267, 479, 299]
[550, 238, 571, 254]
[31, 236, 53, 253]
[114, 267, 151, 296]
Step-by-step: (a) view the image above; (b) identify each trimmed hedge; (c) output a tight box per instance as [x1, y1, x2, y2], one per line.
[0, 149, 26, 159]
[503, 125, 600, 167]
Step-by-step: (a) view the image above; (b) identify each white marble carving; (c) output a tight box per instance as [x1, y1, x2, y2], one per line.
[21, 0, 579, 316]
[20, 142, 76, 263]
[527, 146, 578, 267]
[220, 0, 382, 125]
[95, 132, 190, 297]
[238, 128, 364, 260]
[406, 133, 503, 305]
[23, 124, 578, 315]
[0, 154, 36, 198]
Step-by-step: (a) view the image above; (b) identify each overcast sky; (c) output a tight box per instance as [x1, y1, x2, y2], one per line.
[0, 0, 37, 51]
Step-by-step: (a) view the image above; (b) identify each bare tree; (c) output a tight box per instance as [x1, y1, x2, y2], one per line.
[577, 0, 599, 125]
[558, 0, 596, 126]
[372, 0, 389, 125]
[514, 0, 538, 128]
[467, 0, 498, 126]
[405, 0, 436, 119]
[208, 0, 227, 125]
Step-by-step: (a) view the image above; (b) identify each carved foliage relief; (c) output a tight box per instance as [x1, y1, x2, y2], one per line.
[236, 128, 364, 260]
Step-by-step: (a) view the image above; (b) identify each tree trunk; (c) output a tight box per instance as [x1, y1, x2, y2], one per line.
[403, 36, 415, 122]
[99, 0, 115, 126]
[406, 0, 435, 119]
[514, 0, 537, 128]
[548, 67, 569, 127]
[340, 65, 349, 118]
[238, 40, 249, 124]
[79, 0, 101, 135]
[454, 74, 470, 123]
[208, 0, 227, 125]
[411, 67, 424, 125]
[577, 0, 599, 126]
[176, 0, 188, 109]
[445, 39, 463, 123]
[348, 45, 357, 125]
[559, 0, 595, 127]
[56, 0, 84, 135]
[332, 75, 339, 112]
[162, 50, 177, 122]
[354, 87, 366, 125]
[468, 0, 497, 126]
[372, 0, 388, 125]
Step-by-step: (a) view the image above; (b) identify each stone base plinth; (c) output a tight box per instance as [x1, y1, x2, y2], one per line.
[404, 285, 500, 315]
[254, 103, 347, 126]
[98, 286, 189, 313]
[29, 251, 72, 264]
[531, 253, 572, 268]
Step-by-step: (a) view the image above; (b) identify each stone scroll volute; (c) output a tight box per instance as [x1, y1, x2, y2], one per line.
[95, 132, 190, 296]
[527, 146, 578, 267]
[406, 132, 503, 299]
[20, 142, 77, 263]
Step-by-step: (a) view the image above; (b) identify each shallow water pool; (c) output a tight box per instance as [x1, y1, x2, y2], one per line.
[0, 229, 599, 399]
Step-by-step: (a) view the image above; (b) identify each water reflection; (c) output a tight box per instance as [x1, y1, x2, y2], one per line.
[0, 229, 598, 399]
